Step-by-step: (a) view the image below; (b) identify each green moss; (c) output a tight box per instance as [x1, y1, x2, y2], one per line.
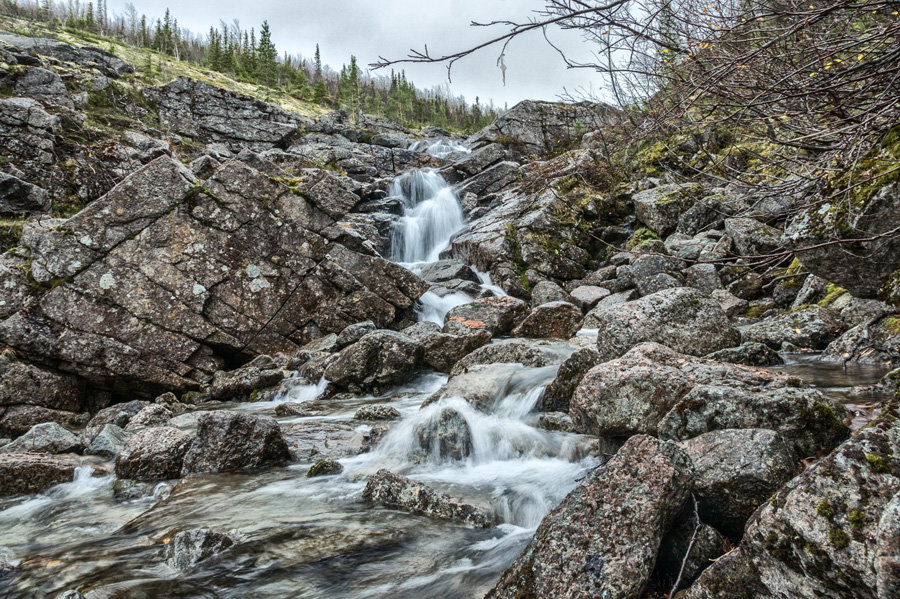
[249, 388, 260, 401]
[0, 217, 25, 251]
[828, 528, 850, 549]
[745, 305, 768, 318]
[818, 284, 848, 307]
[884, 317, 900, 335]
[814, 402, 844, 427]
[816, 500, 835, 519]
[625, 227, 661, 250]
[847, 509, 865, 530]
[865, 453, 891, 473]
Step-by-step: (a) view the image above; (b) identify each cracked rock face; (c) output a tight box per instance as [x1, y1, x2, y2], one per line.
[486, 435, 694, 599]
[0, 155, 427, 397]
[145, 76, 312, 151]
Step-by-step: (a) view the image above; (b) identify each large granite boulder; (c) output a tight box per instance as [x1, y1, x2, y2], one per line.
[180, 411, 291, 476]
[468, 100, 620, 157]
[443, 296, 529, 337]
[784, 171, 900, 306]
[0, 156, 427, 398]
[145, 77, 311, 151]
[114, 426, 193, 482]
[685, 401, 900, 598]
[592, 287, 741, 361]
[0, 452, 91, 496]
[486, 435, 693, 599]
[324, 330, 423, 393]
[0, 34, 134, 77]
[741, 306, 845, 350]
[571, 343, 847, 455]
[680, 428, 798, 535]
[0, 422, 82, 454]
[822, 316, 900, 369]
[633, 183, 705, 236]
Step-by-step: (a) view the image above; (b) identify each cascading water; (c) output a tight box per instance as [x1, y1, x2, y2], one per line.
[390, 169, 466, 265]
[408, 138, 472, 160]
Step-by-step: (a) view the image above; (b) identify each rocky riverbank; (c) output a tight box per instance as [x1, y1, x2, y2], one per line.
[0, 30, 897, 599]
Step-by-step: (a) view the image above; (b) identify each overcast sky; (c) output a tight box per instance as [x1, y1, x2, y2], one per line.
[106, 0, 603, 109]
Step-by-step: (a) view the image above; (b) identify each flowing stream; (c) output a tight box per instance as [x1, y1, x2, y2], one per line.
[0, 156, 890, 598]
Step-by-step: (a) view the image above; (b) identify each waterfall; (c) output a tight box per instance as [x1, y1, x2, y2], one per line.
[390, 169, 466, 264]
[409, 138, 472, 159]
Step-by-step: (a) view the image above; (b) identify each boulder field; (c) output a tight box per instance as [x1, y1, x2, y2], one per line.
[0, 31, 897, 599]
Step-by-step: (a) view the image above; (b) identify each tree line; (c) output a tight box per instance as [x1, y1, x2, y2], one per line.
[0, 0, 500, 132]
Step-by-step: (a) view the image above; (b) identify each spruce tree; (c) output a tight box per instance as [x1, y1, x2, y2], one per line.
[257, 21, 278, 88]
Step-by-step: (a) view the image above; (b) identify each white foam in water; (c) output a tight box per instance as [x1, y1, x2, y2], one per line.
[409, 138, 472, 159]
[241, 376, 328, 411]
[417, 290, 473, 325]
[0, 466, 111, 521]
[390, 169, 466, 264]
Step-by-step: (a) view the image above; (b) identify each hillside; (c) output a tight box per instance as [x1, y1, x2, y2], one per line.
[0, 6, 897, 599]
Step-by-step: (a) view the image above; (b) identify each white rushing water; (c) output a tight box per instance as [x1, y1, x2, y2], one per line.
[390, 169, 466, 264]
[408, 138, 472, 160]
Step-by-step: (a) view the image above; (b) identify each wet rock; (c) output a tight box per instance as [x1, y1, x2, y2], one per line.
[726, 271, 765, 300]
[537, 412, 577, 433]
[415, 407, 473, 461]
[569, 286, 610, 311]
[709, 403, 900, 598]
[0, 422, 82, 454]
[877, 493, 900, 598]
[418, 260, 479, 284]
[541, 347, 602, 412]
[145, 77, 309, 151]
[0, 172, 50, 214]
[0, 405, 88, 439]
[301, 333, 341, 354]
[336, 320, 378, 349]
[680, 429, 798, 535]
[0, 453, 88, 496]
[324, 331, 423, 393]
[55, 591, 85, 599]
[306, 458, 344, 477]
[85, 400, 149, 437]
[115, 426, 193, 482]
[486, 435, 693, 599]
[425, 363, 525, 412]
[443, 296, 529, 337]
[655, 506, 728, 590]
[822, 316, 900, 369]
[704, 342, 784, 366]
[363, 469, 494, 527]
[282, 420, 369, 461]
[354, 405, 401, 421]
[402, 322, 492, 374]
[742, 306, 845, 350]
[511, 301, 583, 339]
[85, 423, 130, 459]
[164, 528, 236, 571]
[724, 218, 783, 256]
[0, 156, 427, 397]
[592, 288, 740, 361]
[450, 338, 572, 376]
[658, 384, 848, 457]
[208, 357, 285, 401]
[124, 404, 172, 432]
[181, 411, 291, 476]
[452, 143, 506, 176]
[633, 183, 704, 236]
[530, 281, 572, 306]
